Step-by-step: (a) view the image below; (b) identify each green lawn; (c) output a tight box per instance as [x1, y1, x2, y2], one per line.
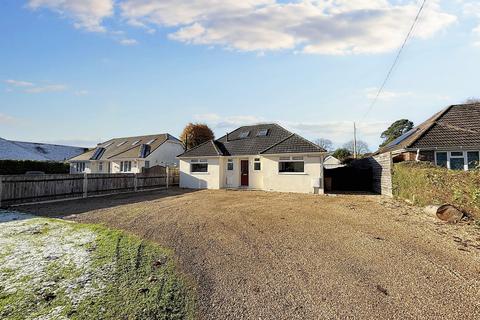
[0, 212, 194, 320]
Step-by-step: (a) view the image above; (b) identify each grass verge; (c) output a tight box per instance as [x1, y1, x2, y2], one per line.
[0, 215, 195, 320]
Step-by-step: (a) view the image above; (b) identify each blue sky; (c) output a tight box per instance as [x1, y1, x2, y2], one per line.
[1, 0, 479, 151]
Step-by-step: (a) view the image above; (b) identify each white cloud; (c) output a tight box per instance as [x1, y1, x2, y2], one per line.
[365, 87, 414, 101]
[120, 0, 456, 54]
[463, 1, 480, 45]
[118, 38, 139, 46]
[74, 90, 89, 96]
[284, 120, 390, 146]
[0, 113, 17, 125]
[24, 84, 67, 94]
[27, 0, 114, 32]
[194, 113, 388, 146]
[194, 113, 263, 129]
[4, 79, 68, 94]
[4, 79, 34, 87]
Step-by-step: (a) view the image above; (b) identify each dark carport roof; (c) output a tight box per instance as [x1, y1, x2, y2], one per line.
[178, 123, 325, 157]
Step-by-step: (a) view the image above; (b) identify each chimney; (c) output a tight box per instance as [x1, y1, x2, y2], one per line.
[226, 132, 229, 142]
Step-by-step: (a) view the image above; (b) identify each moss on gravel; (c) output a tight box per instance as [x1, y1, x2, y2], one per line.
[0, 215, 194, 320]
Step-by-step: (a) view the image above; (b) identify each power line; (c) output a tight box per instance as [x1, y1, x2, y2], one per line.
[362, 0, 427, 119]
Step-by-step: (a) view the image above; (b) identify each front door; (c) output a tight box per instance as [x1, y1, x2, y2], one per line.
[240, 160, 249, 186]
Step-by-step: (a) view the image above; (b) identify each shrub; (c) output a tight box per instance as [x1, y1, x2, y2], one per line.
[0, 160, 69, 175]
[393, 162, 480, 218]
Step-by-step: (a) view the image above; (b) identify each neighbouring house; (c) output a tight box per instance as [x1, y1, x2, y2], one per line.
[177, 124, 326, 194]
[0, 137, 86, 161]
[375, 103, 480, 171]
[323, 155, 345, 169]
[69, 134, 184, 174]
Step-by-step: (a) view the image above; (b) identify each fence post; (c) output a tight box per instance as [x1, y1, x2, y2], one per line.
[134, 173, 138, 192]
[166, 166, 169, 190]
[83, 172, 88, 198]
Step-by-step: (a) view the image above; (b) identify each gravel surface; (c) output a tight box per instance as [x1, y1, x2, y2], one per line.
[18, 189, 480, 319]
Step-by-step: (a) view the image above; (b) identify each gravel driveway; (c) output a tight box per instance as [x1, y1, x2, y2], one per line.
[19, 189, 480, 319]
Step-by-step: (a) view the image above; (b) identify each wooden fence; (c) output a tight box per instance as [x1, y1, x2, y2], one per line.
[0, 168, 179, 207]
[352, 152, 393, 196]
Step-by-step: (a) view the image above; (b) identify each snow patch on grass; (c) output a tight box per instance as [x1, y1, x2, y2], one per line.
[0, 210, 106, 319]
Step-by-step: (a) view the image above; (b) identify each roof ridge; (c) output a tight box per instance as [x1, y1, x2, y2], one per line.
[404, 104, 454, 149]
[211, 140, 222, 156]
[259, 133, 295, 154]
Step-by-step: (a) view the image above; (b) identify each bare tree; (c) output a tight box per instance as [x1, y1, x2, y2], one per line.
[314, 138, 333, 151]
[343, 140, 370, 156]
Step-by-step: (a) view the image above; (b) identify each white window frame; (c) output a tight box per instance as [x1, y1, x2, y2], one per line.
[434, 151, 480, 171]
[99, 162, 103, 172]
[253, 158, 261, 171]
[278, 156, 305, 174]
[120, 161, 132, 172]
[190, 159, 208, 173]
[227, 159, 234, 171]
[76, 162, 86, 173]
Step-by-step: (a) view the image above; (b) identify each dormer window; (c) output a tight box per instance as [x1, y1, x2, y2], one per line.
[132, 140, 140, 146]
[238, 131, 250, 139]
[256, 129, 268, 137]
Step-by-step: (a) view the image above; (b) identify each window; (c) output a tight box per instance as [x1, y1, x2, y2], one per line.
[191, 159, 208, 173]
[436, 151, 480, 171]
[120, 161, 132, 172]
[279, 156, 304, 173]
[254, 158, 261, 170]
[227, 159, 234, 170]
[238, 131, 250, 139]
[76, 162, 86, 173]
[436, 152, 447, 168]
[145, 161, 150, 169]
[132, 140, 140, 146]
[256, 129, 268, 137]
[449, 152, 465, 171]
[103, 142, 113, 148]
[146, 138, 156, 145]
[450, 157, 465, 170]
[117, 141, 127, 147]
[468, 152, 479, 170]
[99, 162, 103, 172]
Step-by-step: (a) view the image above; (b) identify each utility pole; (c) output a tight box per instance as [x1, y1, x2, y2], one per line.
[353, 122, 357, 159]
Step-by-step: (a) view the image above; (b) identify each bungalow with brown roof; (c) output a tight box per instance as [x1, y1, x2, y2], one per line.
[177, 124, 326, 194]
[375, 103, 480, 171]
[68, 133, 184, 174]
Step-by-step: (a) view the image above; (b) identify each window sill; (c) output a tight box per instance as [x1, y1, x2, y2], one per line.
[191, 172, 209, 175]
[278, 172, 307, 175]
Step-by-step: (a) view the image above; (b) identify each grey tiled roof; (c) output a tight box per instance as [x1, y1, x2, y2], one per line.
[262, 134, 323, 154]
[376, 103, 480, 154]
[70, 133, 181, 161]
[178, 123, 325, 157]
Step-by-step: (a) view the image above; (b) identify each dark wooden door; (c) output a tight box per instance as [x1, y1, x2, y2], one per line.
[240, 160, 249, 186]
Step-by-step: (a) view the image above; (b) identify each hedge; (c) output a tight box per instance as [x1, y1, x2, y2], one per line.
[393, 162, 480, 218]
[0, 160, 70, 175]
